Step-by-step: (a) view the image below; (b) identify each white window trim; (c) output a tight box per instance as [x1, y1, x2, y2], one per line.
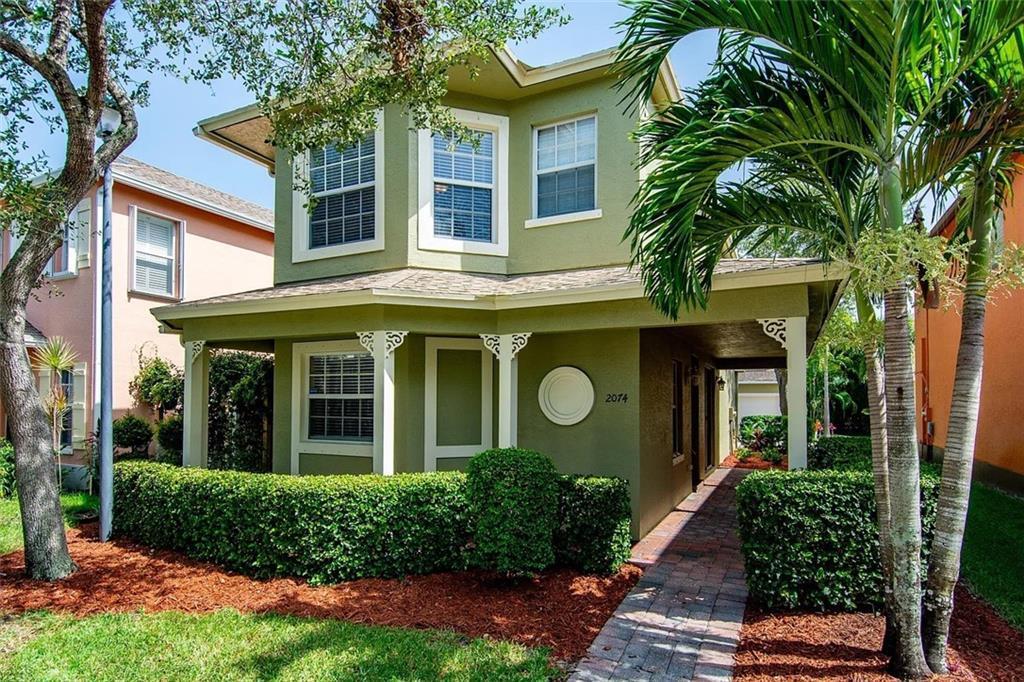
[291, 339, 374, 474]
[424, 337, 493, 472]
[531, 113, 599, 224]
[292, 113, 385, 263]
[128, 205, 185, 301]
[417, 108, 509, 257]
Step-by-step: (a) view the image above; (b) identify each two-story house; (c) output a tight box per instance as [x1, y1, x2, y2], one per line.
[1, 157, 274, 464]
[153, 48, 845, 537]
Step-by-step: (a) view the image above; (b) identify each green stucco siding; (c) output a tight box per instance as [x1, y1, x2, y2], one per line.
[298, 453, 373, 475]
[272, 76, 642, 285]
[272, 339, 293, 474]
[436, 348, 484, 446]
[516, 329, 642, 536]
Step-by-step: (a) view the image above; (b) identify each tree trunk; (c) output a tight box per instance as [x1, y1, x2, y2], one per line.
[774, 368, 788, 415]
[882, 283, 930, 679]
[923, 172, 995, 674]
[856, 289, 900, 656]
[0, 229, 76, 580]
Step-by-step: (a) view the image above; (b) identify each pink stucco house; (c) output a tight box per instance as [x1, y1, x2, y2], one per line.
[0, 156, 274, 461]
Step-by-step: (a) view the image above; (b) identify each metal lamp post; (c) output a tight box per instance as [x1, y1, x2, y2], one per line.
[96, 104, 121, 542]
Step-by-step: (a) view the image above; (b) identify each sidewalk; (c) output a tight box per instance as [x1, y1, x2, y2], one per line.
[571, 467, 750, 681]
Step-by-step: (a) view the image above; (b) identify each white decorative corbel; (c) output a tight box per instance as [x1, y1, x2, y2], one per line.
[757, 319, 787, 349]
[356, 330, 409, 358]
[187, 340, 206, 364]
[480, 333, 531, 360]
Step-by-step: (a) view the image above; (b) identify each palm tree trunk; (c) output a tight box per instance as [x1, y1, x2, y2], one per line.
[878, 161, 929, 680]
[774, 368, 788, 415]
[856, 289, 899, 655]
[923, 172, 995, 673]
[882, 283, 929, 679]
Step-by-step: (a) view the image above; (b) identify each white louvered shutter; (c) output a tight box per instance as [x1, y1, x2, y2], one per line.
[75, 199, 91, 269]
[134, 212, 176, 296]
[71, 362, 87, 448]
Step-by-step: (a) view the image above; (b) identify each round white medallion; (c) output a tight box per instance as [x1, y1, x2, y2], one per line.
[538, 366, 594, 426]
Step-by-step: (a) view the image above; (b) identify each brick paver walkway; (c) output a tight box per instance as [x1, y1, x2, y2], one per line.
[570, 467, 750, 681]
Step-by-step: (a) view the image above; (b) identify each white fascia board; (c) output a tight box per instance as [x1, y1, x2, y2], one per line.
[111, 172, 274, 233]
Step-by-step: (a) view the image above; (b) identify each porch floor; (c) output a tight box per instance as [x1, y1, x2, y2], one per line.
[571, 467, 751, 681]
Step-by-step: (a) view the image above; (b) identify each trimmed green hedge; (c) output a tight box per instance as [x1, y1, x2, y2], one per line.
[556, 475, 632, 574]
[808, 435, 873, 471]
[113, 459, 632, 583]
[736, 469, 939, 610]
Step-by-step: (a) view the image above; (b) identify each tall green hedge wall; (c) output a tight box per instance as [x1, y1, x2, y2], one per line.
[113, 460, 632, 583]
[736, 469, 939, 610]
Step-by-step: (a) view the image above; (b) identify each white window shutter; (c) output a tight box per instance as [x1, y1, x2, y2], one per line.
[71, 362, 87, 447]
[36, 366, 52, 395]
[75, 199, 91, 269]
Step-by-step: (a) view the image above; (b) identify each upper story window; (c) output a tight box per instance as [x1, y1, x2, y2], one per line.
[132, 209, 180, 299]
[292, 113, 385, 263]
[309, 135, 376, 248]
[531, 115, 599, 225]
[432, 130, 494, 242]
[418, 108, 509, 257]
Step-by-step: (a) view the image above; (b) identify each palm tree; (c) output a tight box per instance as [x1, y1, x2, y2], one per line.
[616, 2, 1024, 676]
[32, 337, 79, 491]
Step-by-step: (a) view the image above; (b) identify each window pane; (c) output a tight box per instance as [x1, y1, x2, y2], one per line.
[536, 165, 595, 218]
[309, 187, 375, 248]
[433, 130, 493, 184]
[134, 254, 174, 295]
[310, 134, 374, 193]
[434, 183, 492, 242]
[137, 213, 175, 256]
[307, 352, 374, 442]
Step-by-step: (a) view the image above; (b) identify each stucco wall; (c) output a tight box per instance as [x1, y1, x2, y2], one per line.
[917, 172, 1024, 483]
[273, 76, 640, 284]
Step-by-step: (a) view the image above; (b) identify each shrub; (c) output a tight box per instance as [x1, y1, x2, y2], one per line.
[808, 435, 872, 471]
[466, 448, 559, 576]
[207, 351, 273, 472]
[759, 447, 784, 464]
[155, 415, 184, 465]
[112, 415, 154, 457]
[113, 459, 632, 582]
[0, 439, 14, 497]
[739, 415, 788, 453]
[555, 476, 632, 574]
[736, 469, 940, 610]
[114, 462, 473, 583]
[129, 352, 184, 418]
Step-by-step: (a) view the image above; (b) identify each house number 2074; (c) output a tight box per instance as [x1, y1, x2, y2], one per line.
[605, 393, 629, 403]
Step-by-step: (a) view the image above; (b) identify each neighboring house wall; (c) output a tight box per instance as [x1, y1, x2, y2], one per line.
[0, 165, 273, 458]
[916, 171, 1024, 493]
[737, 384, 781, 420]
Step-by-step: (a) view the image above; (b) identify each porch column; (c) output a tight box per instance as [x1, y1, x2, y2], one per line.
[480, 333, 531, 448]
[358, 331, 408, 475]
[785, 317, 808, 469]
[183, 340, 209, 468]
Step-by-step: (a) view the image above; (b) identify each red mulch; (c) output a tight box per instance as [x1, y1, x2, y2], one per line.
[734, 586, 1024, 680]
[0, 524, 641, 661]
[722, 453, 788, 470]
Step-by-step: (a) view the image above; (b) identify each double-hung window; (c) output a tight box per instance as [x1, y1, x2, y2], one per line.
[307, 352, 374, 442]
[309, 135, 376, 249]
[431, 130, 495, 242]
[59, 369, 73, 451]
[534, 115, 597, 220]
[133, 210, 178, 298]
[418, 108, 509, 256]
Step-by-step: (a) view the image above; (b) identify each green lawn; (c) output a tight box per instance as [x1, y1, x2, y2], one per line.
[961, 483, 1024, 631]
[0, 611, 556, 681]
[0, 492, 98, 555]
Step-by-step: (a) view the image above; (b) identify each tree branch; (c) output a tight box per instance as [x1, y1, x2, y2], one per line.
[46, 0, 74, 65]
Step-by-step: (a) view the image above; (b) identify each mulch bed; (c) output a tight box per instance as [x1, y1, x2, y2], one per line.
[722, 453, 788, 470]
[0, 524, 641, 661]
[734, 586, 1024, 680]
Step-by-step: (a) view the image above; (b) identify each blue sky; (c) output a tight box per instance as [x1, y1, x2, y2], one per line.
[23, 2, 719, 209]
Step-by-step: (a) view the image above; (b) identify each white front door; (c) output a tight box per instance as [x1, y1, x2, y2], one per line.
[424, 337, 493, 471]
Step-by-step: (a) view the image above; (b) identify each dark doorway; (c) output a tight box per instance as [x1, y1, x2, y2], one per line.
[690, 355, 701, 490]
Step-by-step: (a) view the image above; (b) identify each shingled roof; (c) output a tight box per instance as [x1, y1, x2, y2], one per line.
[155, 258, 829, 316]
[112, 156, 273, 231]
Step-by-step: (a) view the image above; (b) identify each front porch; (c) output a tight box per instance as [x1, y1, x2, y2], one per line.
[155, 260, 845, 537]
